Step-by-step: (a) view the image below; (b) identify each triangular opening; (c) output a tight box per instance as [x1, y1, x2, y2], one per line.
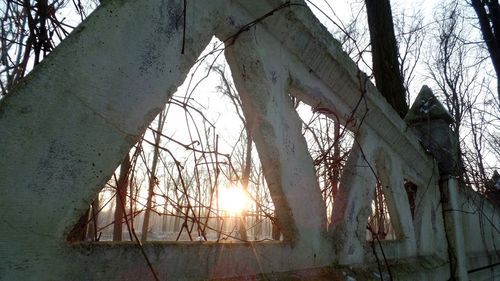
[68, 37, 278, 243]
[404, 178, 418, 220]
[293, 100, 355, 227]
[366, 181, 397, 241]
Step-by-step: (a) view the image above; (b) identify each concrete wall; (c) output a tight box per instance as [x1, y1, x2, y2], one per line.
[0, 0, 499, 280]
[458, 186, 500, 280]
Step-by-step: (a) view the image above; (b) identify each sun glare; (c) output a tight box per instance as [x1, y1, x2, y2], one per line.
[219, 185, 249, 216]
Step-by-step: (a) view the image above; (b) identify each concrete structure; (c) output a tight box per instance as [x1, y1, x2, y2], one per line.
[0, 0, 499, 280]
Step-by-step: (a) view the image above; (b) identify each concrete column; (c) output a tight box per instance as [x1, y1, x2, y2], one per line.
[330, 128, 377, 264]
[440, 176, 470, 280]
[224, 26, 327, 250]
[405, 85, 468, 281]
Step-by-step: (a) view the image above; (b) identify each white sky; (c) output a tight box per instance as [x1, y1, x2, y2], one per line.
[307, 0, 433, 26]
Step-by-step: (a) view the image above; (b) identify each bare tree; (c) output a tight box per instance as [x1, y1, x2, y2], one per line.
[394, 9, 425, 104]
[0, 0, 97, 96]
[425, 1, 500, 197]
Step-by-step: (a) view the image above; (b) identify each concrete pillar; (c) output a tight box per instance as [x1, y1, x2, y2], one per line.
[405, 85, 468, 281]
[330, 129, 377, 264]
[224, 25, 327, 251]
[439, 176, 470, 280]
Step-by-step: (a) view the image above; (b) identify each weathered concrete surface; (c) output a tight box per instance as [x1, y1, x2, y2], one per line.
[224, 11, 328, 244]
[406, 86, 500, 280]
[461, 187, 500, 280]
[1, 0, 499, 280]
[0, 0, 225, 279]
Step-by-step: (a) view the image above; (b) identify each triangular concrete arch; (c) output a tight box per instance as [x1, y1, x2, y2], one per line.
[0, 1, 328, 279]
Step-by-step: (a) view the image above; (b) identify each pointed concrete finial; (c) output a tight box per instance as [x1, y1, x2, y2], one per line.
[404, 85, 454, 124]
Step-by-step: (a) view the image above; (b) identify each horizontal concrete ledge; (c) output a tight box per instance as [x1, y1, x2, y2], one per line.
[341, 254, 449, 280]
[69, 240, 334, 280]
[212, 267, 346, 281]
[467, 251, 500, 270]
[71, 239, 289, 255]
[68, 241, 449, 280]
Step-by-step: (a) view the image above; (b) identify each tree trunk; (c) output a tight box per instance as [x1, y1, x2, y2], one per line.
[67, 208, 89, 243]
[471, 0, 500, 105]
[237, 130, 252, 241]
[88, 199, 100, 241]
[271, 219, 281, 240]
[113, 154, 131, 241]
[329, 121, 341, 221]
[365, 0, 408, 117]
[141, 110, 166, 242]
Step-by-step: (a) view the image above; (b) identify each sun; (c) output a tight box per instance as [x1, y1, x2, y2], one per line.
[218, 185, 249, 216]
